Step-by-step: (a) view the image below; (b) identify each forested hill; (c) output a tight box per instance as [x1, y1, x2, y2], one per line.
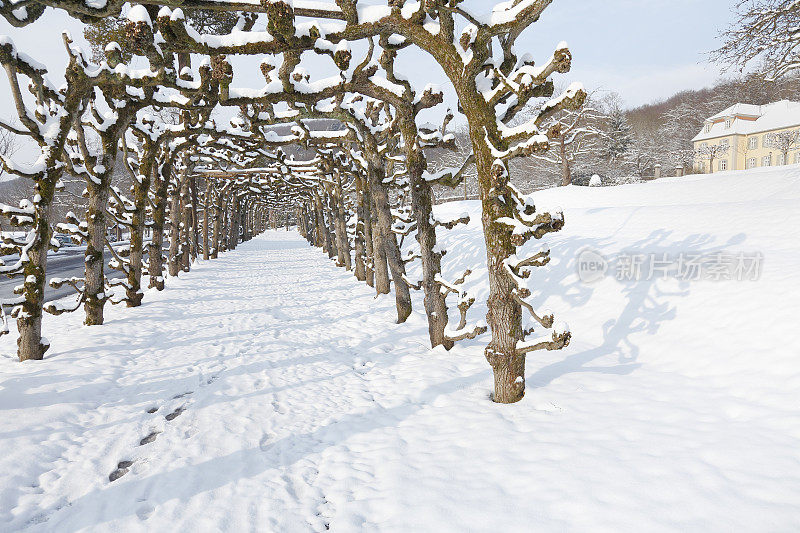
[626, 73, 800, 135]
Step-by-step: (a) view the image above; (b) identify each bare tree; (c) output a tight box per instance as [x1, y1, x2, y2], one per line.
[764, 129, 800, 164]
[524, 92, 607, 185]
[696, 143, 731, 174]
[713, 0, 800, 80]
[0, 35, 91, 360]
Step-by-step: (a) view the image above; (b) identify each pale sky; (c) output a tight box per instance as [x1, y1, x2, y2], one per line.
[0, 0, 738, 167]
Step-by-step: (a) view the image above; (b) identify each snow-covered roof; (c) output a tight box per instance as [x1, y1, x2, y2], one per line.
[692, 100, 800, 142]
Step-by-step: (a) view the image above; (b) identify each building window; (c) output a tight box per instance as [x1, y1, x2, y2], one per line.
[719, 160, 728, 171]
[749, 137, 758, 150]
[721, 138, 730, 147]
[725, 118, 732, 129]
[779, 154, 786, 165]
[747, 157, 757, 169]
[704, 124, 711, 133]
[795, 153, 800, 164]
[701, 142, 708, 149]
[763, 155, 772, 167]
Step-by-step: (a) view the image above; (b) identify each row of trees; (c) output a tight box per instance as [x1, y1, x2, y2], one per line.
[3, 0, 795, 403]
[0, 0, 587, 404]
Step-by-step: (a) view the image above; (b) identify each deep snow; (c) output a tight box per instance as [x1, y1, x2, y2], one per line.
[1, 165, 799, 532]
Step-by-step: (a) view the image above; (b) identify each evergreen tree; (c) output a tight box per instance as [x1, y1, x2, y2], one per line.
[601, 95, 634, 164]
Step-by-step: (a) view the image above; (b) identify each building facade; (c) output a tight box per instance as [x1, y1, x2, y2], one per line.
[692, 100, 800, 173]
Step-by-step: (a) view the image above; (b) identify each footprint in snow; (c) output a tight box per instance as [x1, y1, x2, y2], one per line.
[146, 406, 159, 414]
[139, 431, 160, 445]
[201, 375, 219, 386]
[259, 434, 272, 451]
[172, 391, 193, 399]
[165, 406, 185, 421]
[136, 504, 155, 521]
[109, 460, 133, 482]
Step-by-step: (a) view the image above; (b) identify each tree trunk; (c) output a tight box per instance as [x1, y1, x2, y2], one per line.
[560, 137, 572, 186]
[83, 174, 111, 326]
[168, 179, 182, 277]
[353, 177, 367, 281]
[333, 173, 351, 270]
[180, 177, 192, 272]
[230, 194, 240, 250]
[189, 175, 199, 261]
[363, 184, 375, 287]
[17, 174, 58, 360]
[126, 153, 153, 307]
[242, 199, 251, 241]
[368, 172, 412, 323]
[221, 195, 229, 253]
[470, 118, 525, 404]
[313, 188, 327, 251]
[203, 180, 211, 260]
[211, 189, 223, 259]
[324, 189, 336, 260]
[148, 159, 169, 291]
[404, 128, 452, 348]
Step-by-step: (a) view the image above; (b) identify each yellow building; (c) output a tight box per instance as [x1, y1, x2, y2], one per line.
[692, 100, 800, 173]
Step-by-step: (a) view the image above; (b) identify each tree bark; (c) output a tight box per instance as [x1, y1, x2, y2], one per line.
[230, 194, 240, 250]
[560, 137, 572, 186]
[83, 174, 110, 326]
[333, 172, 351, 270]
[148, 158, 169, 290]
[125, 149, 154, 307]
[189, 175, 200, 261]
[353, 176, 367, 281]
[203, 180, 211, 260]
[469, 114, 526, 403]
[180, 177, 192, 272]
[403, 124, 452, 348]
[211, 187, 224, 259]
[323, 188, 336, 260]
[313, 188, 326, 251]
[363, 183, 375, 287]
[368, 170, 411, 323]
[17, 176, 57, 360]
[168, 177, 182, 277]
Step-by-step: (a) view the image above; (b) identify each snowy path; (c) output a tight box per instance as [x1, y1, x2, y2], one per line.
[3, 168, 800, 532]
[1, 231, 466, 531]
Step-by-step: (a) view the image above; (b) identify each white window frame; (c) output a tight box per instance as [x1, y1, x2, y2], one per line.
[749, 137, 758, 150]
[719, 160, 728, 171]
[747, 157, 757, 169]
[763, 154, 772, 167]
[725, 118, 732, 129]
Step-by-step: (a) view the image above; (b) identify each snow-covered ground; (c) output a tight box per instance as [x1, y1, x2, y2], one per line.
[1, 166, 799, 532]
